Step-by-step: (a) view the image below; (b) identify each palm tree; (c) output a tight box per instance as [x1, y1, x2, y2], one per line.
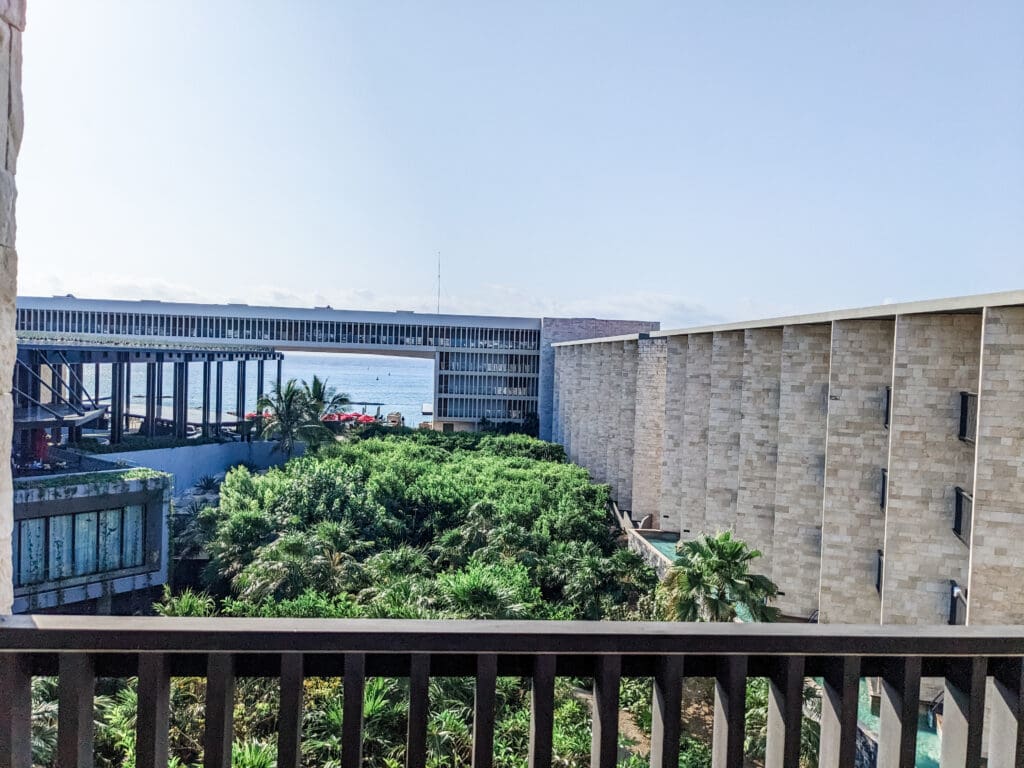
[658, 530, 780, 622]
[302, 375, 351, 418]
[256, 379, 332, 456]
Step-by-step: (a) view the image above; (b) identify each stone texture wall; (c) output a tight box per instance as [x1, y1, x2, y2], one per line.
[705, 331, 744, 534]
[819, 319, 894, 624]
[968, 307, 1024, 624]
[678, 334, 712, 534]
[616, 340, 640, 510]
[771, 324, 830, 618]
[882, 314, 980, 625]
[658, 336, 688, 531]
[735, 328, 783, 573]
[631, 337, 667, 525]
[0, 0, 25, 615]
[539, 318, 658, 441]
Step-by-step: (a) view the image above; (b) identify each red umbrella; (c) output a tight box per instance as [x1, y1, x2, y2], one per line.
[339, 413, 358, 422]
[320, 412, 342, 422]
[356, 414, 377, 424]
[245, 412, 259, 420]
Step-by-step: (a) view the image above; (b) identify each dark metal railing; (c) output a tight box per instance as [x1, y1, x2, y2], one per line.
[949, 581, 969, 626]
[1, 617, 1022, 768]
[876, 549, 884, 595]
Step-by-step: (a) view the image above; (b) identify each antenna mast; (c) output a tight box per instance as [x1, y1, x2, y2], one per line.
[436, 252, 441, 314]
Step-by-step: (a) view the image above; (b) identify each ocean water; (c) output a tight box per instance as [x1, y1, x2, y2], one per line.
[88, 352, 435, 428]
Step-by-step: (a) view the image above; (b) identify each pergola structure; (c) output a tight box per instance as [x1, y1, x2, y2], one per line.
[12, 336, 283, 450]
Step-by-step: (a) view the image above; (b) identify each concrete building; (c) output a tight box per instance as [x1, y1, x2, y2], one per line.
[15, 296, 656, 436]
[553, 291, 1024, 625]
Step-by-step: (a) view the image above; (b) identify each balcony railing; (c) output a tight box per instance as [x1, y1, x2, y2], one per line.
[959, 391, 979, 442]
[1, 617, 1022, 768]
[954, 486, 974, 544]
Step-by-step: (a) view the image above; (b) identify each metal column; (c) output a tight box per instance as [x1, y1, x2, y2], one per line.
[256, 359, 265, 402]
[215, 360, 224, 435]
[276, 358, 282, 393]
[145, 363, 157, 437]
[236, 360, 247, 434]
[110, 359, 124, 444]
[124, 362, 131, 434]
[202, 360, 212, 437]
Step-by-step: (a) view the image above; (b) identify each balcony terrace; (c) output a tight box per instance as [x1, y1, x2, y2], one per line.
[0, 617, 1021, 768]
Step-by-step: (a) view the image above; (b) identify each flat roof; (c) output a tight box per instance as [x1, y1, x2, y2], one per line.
[552, 289, 1024, 347]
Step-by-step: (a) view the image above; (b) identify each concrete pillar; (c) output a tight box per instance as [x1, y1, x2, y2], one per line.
[109, 360, 124, 445]
[256, 359, 265, 401]
[657, 336, 688, 532]
[215, 360, 224, 434]
[144, 363, 157, 437]
[968, 307, 1024, 624]
[276, 357, 282, 393]
[705, 331, 745, 534]
[735, 328, 783, 573]
[632, 337, 667, 526]
[819, 319, 895, 624]
[881, 313, 980, 625]
[552, 347, 562, 444]
[566, 346, 582, 463]
[123, 361, 131, 432]
[201, 360, 212, 437]
[772, 324, 830, 619]
[155, 359, 163, 420]
[580, 346, 598, 477]
[616, 339, 640, 510]
[595, 343, 612, 485]
[679, 334, 712, 536]
[236, 360, 247, 426]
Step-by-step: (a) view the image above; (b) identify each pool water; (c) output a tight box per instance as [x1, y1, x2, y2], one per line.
[857, 679, 941, 767]
[648, 538, 679, 561]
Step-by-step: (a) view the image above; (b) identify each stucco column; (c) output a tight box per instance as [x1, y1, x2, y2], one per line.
[0, 0, 25, 615]
[705, 331, 744, 534]
[657, 336, 687, 532]
[678, 333, 712, 535]
[631, 337, 666, 526]
[616, 339, 639, 510]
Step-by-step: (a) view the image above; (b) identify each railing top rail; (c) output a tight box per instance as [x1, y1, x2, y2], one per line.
[2, 616, 1024, 656]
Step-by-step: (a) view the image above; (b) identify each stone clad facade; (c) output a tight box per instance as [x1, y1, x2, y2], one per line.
[0, 0, 24, 615]
[552, 292, 1024, 626]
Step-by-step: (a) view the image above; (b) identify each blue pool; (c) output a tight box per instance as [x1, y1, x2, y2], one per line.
[857, 679, 940, 767]
[647, 538, 678, 561]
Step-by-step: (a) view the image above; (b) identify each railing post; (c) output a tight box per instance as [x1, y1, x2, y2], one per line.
[406, 654, 430, 768]
[650, 656, 683, 768]
[988, 658, 1024, 768]
[277, 653, 304, 768]
[529, 655, 556, 768]
[877, 657, 921, 768]
[819, 656, 859, 768]
[713, 656, 747, 768]
[342, 653, 366, 768]
[473, 654, 497, 768]
[204, 653, 235, 768]
[0, 654, 32, 768]
[136, 653, 171, 768]
[766, 656, 805, 768]
[941, 656, 986, 768]
[58, 652, 96, 768]
[591, 655, 621, 768]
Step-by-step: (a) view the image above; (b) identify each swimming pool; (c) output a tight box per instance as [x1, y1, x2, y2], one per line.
[648, 538, 678, 561]
[857, 679, 941, 767]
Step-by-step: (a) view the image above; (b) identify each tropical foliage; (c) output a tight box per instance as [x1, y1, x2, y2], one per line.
[255, 378, 334, 456]
[657, 531, 780, 622]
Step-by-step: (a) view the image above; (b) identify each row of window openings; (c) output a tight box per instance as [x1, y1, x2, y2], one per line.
[883, 387, 978, 442]
[12, 506, 146, 588]
[874, 553, 967, 625]
[878, 470, 972, 545]
[437, 375, 538, 397]
[437, 352, 539, 374]
[435, 398, 534, 420]
[18, 309, 540, 351]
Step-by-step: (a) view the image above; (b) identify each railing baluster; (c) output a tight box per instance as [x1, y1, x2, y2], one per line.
[342, 652, 366, 768]
[529, 655, 556, 768]
[591, 655, 621, 768]
[650, 656, 683, 768]
[878, 657, 922, 768]
[58, 652, 96, 768]
[0, 653, 32, 768]
[473, 654, 498, 768]
[712, 656, 747, 768]
[407, 654, 430, 768]
[204, 653, 235, 768]
[940, 657, 986, 768]
[988, 658, 1024, 768]
[136, 653, 171, 768]
[766, 656, 805, 768]
[819, 656, 860, 768]
[277, 653, 304, 768]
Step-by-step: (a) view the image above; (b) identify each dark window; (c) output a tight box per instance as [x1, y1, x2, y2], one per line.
[953, 486, 973, 544]
[959, 391, 978, 442]
[948, 580, 967, 625]
[880, 468, 888, 509]
[884, 385, 892, 428]
[876, 549, 884, 594]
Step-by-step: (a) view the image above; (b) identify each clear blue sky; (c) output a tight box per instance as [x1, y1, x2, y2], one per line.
[15, 2, 1024, 328]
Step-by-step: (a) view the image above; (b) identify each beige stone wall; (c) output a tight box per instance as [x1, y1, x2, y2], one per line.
[819, 319, 894, 624]
[968, 307, 1024, 624]
[705, 331, 744, 534]
[616, 340, 639, 509]
[882, 314, 980, 625]
[735, 328, 783, 573]
[658, 336, 688, 531]
[0, 0, 24, 615]
[771, 324, 830, 618]
[631, 337, 666, 525]
[678, 334, 712, 534]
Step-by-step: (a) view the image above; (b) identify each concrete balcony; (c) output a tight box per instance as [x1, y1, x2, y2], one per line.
[0, 617, 1021, 768]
